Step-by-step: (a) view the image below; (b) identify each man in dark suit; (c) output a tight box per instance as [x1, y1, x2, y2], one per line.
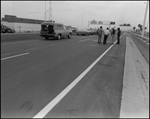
[117, 28, 121, 44]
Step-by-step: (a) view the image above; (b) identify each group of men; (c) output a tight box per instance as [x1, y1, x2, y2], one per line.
[97, 26, 121, 44]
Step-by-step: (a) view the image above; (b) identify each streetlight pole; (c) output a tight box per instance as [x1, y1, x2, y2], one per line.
[12, 1, 16, 32]
[147, 16, 149, 32]
[88, 21, 90, 29]
[82, 12, 86, 29]
[45, 1, 46, 22]
[45, 11, 49, 22]
[141, 1, 149, 40]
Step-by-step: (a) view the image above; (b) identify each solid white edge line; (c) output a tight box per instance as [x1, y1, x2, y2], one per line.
[1, 53, 29, 60]
[33, 33, 125, 118]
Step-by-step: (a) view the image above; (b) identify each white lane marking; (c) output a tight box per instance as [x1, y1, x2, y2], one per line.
[1, 40, 40, 46]
[1, 44, 54, 56]
[25, 44, 55, 51]
[79, 39, 91, 42]
[59, 42, 64, 44]
[92, 39, 98, 42]
[1, 53, 29, 61]
[90, 44, 98, 47]
[33, 33, 125, 118]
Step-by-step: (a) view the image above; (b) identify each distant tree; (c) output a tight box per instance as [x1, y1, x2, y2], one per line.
[133, 27, 136, 30]
[138, 24, 142, 31]
[124, 23, 126, 26]
[138, 24, 147, 31]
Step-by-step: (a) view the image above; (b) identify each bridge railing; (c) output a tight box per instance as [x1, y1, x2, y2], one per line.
[129, 31, 149, 43]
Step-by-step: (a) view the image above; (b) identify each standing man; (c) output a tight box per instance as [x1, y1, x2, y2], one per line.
[111, 27, 116, 44]
[117, 28, 121, 44]
[97, 26, 103, 43]
[103, 28, 110, 44]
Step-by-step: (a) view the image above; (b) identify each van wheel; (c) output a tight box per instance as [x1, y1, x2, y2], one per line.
[68, 34, 71, 38]
[57, 35, 61, 40]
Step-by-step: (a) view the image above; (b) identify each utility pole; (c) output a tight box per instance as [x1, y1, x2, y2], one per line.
[141, 1, 149, 40]
[49, 1, 53, 21]
[45, 1, 46, 22]
[82, 12, 86, 29]
[88, 21, 90, 29]
[146, 13, 149, 32]
[12, 1, 16, 32]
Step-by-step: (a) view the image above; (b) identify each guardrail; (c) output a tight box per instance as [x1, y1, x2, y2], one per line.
[129, 31, 149, 43]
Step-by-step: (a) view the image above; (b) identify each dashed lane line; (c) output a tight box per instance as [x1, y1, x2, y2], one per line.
[1, 40, 41, 46]
[1, 44, 55, 57]
[79, 39, 91, 42]
[1, 53, 29, 61]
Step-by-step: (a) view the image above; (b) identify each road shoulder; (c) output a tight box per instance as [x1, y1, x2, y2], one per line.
[120, 36, 149, 118]
[44, 34, 126, 118]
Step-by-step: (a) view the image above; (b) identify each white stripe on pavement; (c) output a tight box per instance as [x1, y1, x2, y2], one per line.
[1, 40, 40, 46]
[90, 44, 98, 47]
[1, 44, 54, 57]
[24, 44, 55, 51]
[33, 33, 125, 118]
[1, 53, 29, 60]
[59, 42, 64, 44]
[79, 39, 91, 42]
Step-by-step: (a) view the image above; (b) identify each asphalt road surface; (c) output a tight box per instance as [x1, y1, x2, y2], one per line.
[1, 32, 147, 118]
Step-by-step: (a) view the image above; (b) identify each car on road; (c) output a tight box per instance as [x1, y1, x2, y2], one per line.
[88, 29, 97, 35]
[40, 22, 72, 40]
[76, 29, 89, 36]
[1, 24, 15, 33]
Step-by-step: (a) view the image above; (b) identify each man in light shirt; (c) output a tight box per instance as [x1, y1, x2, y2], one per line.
[103, 28, 110, 44]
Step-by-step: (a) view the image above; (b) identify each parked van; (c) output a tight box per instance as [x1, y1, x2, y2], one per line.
[40, 22, 72, 40]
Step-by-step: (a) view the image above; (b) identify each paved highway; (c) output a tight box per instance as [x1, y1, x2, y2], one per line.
[1, 33, 149, 118]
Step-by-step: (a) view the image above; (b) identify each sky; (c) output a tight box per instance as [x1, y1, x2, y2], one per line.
[1, 1, 149, 30]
